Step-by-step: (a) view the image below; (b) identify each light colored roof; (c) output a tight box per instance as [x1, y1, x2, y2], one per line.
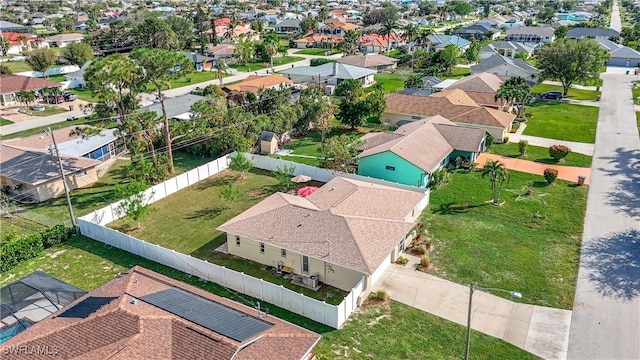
[56, 129, 119, 157]
[471, 54, 539, 75]
[279, 62, 375, 80]
[138, 94, 204, 119]
[218, 177, 425, 274]
[610, 46, 640, 59]
[336, 54, 398, 68]
[225, 74, 292, 93]
[0, 143, 99, 185]
[44, 33, 85, 42]
[447, 72, 504, 93]
[506, 26, 554, 37]
[385, 89, 515, 128]
[208, 44, 235, 56]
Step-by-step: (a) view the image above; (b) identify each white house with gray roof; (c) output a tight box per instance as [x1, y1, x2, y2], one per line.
[279, 62, 376, 91]
[505, 26, 555, 44]
[480, 41, 534, 60]
[471, 54, 540, 83]
[218, 176, 428, 291]
[137, 94, 204, 120]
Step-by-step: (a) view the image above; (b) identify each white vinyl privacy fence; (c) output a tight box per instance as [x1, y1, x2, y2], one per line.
[79, 152, 427, 328]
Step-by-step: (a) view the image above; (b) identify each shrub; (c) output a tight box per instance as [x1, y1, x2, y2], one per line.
[376, 290, 389, 301]
[395, 256, 409, 265]
[310, 58, 336, 67]
[415, 244, 428, 255]
[503, 136, 510, 143]
[420, 255, 431, 267]
[486, 134, 495, 148]
[429, 168, 450, 189]
[518, 140, 528, 156]
[0, 225, 74, 272]
[549, 145, 571, 161]
[544, 168, 559, 183]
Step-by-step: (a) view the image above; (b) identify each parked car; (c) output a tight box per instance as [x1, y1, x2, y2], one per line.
[539, 91, 563, 100]
[63, 91, 77, 101]
[66, 116, 78, 121]
[46, 94, 64, 104]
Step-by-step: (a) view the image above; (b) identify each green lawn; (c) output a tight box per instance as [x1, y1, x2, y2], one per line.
[108, 168, 347, 304]
[0, 236, 537, 359]
[0, 115, 109, 140]
[523, 102, 599, 143]
[278, 155, 321, 166]
[636, 112, 640, 131]
[231, 56, 304, 72]
[426, 170, 587, 309]
[374, 73, 407, 93]
[168, 71, 227, 89]
[532, 84, 601, 101]
[25, 106, 68, 117]
[281, 127, 360, 157]
[488, 142, 592, 168]
[4, 61, 32, 73]
[71, 88, 101, 102]
[441, 67, 471, 79]
[632, 82, 640, 102]
[0, 118, 14, 126]
[46, 74, 67, 82]
[295, 48, 340, 56]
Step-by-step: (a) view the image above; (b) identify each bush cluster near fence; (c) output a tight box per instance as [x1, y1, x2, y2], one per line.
[1, 225, 74, 272]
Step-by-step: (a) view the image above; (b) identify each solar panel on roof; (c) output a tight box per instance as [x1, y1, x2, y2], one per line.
[140, 288, 273, 342]
[58, 296, 116, 318]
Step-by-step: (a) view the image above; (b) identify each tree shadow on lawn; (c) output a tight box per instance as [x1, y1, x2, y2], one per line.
[582, 229, 640, 301]
[185, 206, 225, 220]
[598, 147, 640, 219]
[432, 202, 489, 215]
[192, 171, 239, 190]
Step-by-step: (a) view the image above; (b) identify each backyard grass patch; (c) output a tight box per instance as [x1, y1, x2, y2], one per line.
[523, 102, 599, 143]
[441, 67, 471, 79]
[425, 170, 587, 309]
[374, 73, 407, 93]
[4, 61, 32, 73]
[0, 118, 14, 126]
[0, 236, 537, 359]
[488, 142, 592, 168]
[107, 168, 347, 304]
[278, 155, 321, 167]
[531, 84, 601, 101]
[281, 127, 354, 157]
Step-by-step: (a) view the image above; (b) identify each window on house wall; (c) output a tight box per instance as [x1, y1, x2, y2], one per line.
[260, 242, 265, 254]
[281, 249, 286, 258]
[235, 236, 240, 247]
[385, 165, 395, 171]
[302, 255, 309, 273]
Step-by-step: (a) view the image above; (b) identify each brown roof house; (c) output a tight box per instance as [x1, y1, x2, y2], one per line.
[336, 54, 399, 72]
[382, 88, 516, 142]
[358, 115, 487, 187]
[225, 74, 293, 94]
[0, 74, 60, 105]
[0, 143, 100, 202]
[446, 72, 511, 109]
[218, 176, 427, 291]
[3, 266, 321, 360]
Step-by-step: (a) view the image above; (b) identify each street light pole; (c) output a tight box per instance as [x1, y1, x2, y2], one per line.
[46, 128, 77, 230]
[464, 284, 522, 360]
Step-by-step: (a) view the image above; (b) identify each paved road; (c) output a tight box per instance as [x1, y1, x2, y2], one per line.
[567, 61, 640, 359]
[375, 254, 572, 359]
[0, 106, 89, 136]
[610, 2, 622, 32]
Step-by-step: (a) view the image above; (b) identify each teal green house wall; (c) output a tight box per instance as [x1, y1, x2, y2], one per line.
[358, 151, 430, 187]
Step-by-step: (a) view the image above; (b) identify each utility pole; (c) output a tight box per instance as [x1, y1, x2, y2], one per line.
[47, 127, 77, 230]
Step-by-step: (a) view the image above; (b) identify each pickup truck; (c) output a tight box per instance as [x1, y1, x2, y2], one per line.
[63, 91, 78, 101]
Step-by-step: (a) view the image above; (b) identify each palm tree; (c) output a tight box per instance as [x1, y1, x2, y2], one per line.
[381, 17, 398, 56]
[416, 28, 434, 51]
[214, 59, 229, 86]
[0, 37, 10, 58]
[494, 85, 514, 111]
[502, 76, 531, 118]
[265, 42, 278, 73]
[481, 160, 511, 204]
[403, 24, 418, 52]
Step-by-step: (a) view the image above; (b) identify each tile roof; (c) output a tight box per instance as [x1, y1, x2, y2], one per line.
[1, 32, 41, 45]
[358, 33, 403, 47]
[208, 44, 235, 56]
[226, 74, 293, 93]
[0, 143, 99, 185]
[4, 266, 321, 360]
[44, 33, 85, 42]
[0, 74, 61, 94]
[218, 177, 425, 274]
[385, 89, 515, 128]
[337, 54, 398, 68]
[293, 35, 342, 44]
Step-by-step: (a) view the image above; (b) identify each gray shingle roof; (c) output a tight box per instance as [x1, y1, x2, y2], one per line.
[137, 94, 204, 119]
[610, 46, 640, 59]
[566, 27, 620, 39]
[471, 54, 539, 75]
[279, 62, 375, 80]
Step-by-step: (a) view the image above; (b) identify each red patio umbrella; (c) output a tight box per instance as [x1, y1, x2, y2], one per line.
[297, 186, 319, 197]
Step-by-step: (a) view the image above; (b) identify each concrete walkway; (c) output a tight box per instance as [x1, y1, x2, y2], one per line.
[567, 59, 640, 360]
[541, 81, 599, 91]
[476, 153, 591, 185]
[375, 254, 572, 360]
[509, 124, 595, 156]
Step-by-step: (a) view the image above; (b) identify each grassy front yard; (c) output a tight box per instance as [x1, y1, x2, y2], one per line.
[0, 118, 14, 126]
[632, 81, 640, 101]
[531, 84, 601, 101]
[4, 61, 32, 73]
[487, 142, 592, 168]
[374, 73, 407, 93]
[71, 89, 100, 102]
[23, 106, 68, 117]
[168, 70, 228, 88]
[294, 48, 340, 56]
[0, 236, 536, 359]
[425, 170, 587, 309]
[523, 102, 599, 143]
[107, 168, 347, 304]
[231, 56, 304, 72]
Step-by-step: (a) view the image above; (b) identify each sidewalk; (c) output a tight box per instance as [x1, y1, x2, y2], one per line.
[541, 81, 599, 91]
[375, 255, 571, 360]
[509, 123, 595, 156]
[477, 153, 591, 185]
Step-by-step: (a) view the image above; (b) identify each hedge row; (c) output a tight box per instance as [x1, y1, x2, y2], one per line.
[0, 225, 75, 272]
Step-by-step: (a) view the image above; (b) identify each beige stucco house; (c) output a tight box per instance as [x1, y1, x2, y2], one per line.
[0, 143, 100, 202]
[218, 177, 428, 291]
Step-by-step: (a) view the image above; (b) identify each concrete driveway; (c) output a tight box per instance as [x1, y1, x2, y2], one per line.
[374, 255, 571, 360]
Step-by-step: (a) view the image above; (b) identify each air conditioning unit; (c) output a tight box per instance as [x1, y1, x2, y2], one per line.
[302, 274, 319, 288]
[324, 85, 335, 95]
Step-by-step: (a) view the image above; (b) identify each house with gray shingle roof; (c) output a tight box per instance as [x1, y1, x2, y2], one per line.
[279, 62, 376, 89]
[218, 176, 428, 291]
[471, 54, 539, 84]
[358, 115, 487, 187]
[480, 41, 534, 60]
[505, 26, 555, 44]
[566, 27, 619, 40]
